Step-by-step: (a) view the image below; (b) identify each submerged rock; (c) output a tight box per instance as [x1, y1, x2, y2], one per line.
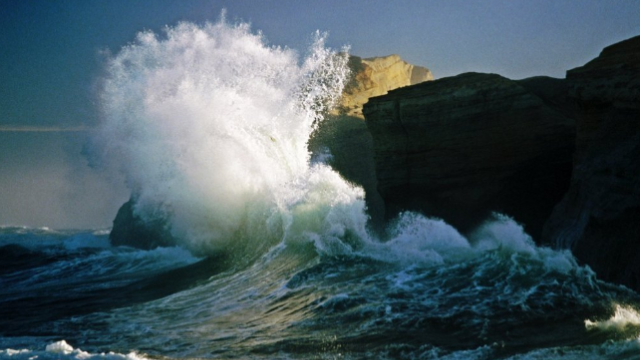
[543, 35, 640, 290]
[110, 198, 173, 249]
[363, 72, 576, 239]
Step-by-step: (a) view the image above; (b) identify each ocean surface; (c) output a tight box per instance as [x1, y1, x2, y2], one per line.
[3, 16, 640, 360]
[2, 224, 640, 360]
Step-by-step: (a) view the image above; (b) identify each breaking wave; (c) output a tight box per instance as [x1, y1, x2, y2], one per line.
[96, 15, 366, 258]
[3, 14, 638, 360]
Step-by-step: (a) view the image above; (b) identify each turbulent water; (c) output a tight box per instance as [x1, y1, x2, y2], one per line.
[3, 17, 640, 360]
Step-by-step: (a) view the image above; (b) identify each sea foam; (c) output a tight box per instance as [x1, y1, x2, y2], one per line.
[0, 341, 147, 360]
[585, 304, 640, 332]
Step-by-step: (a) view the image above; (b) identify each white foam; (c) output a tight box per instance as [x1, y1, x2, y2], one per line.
[0, 341, 148, 360]
[469, 213, 578, 273]
[585, 304, 640, 331]
[45, 340, 74, 353]
[365, 212, 472, 265]
[358, 212, 580, 276]
[469, 213, 536, 254]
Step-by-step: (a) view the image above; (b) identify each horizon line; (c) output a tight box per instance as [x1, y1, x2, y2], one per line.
[0, 125, 94, 132]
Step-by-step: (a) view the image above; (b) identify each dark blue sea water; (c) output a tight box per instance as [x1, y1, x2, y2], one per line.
[2, 224, 640, 360]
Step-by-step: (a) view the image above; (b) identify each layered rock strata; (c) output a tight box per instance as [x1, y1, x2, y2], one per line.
[543, 35, 640, 290]
[335, 55, 433, 118]
[363, 72, 576, 239]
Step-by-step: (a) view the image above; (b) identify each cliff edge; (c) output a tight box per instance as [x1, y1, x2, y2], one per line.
[335, 55, 433, 118]
[542, 35, 640, 290]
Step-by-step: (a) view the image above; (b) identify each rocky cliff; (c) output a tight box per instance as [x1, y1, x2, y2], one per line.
[542, 35, 640, 290]
[363, 35, 640, 291]
[363, 72, 576, 239]
[335, 55, 433, 118]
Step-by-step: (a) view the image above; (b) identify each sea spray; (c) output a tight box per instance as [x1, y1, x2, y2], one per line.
[97, 17, 367, 256]
[585, 303, 640, 340]
[95, 15, 582, 271]
[6, 15, 640, 359]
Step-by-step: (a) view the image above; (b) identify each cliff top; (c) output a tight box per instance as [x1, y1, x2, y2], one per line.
[365, 72, 507, 103]
[335, 54, 433, 118]
[568, 35, 640, 77]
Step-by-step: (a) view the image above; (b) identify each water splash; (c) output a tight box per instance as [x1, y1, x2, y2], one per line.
[97, 17, 363, 256]
[585, 304, 640, 331]
[96, 15, 587, 283]
[0, 340, 148, 360]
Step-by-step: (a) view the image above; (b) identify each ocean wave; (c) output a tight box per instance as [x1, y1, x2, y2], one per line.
[0, 341, 148, 360]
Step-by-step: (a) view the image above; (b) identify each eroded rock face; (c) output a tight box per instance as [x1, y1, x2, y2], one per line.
[363, 72, 576, 239]
[336, 55, 433, 118]
[542, 35, 640, 290]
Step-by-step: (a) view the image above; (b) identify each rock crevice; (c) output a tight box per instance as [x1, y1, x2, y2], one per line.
[542, 35, 640, 290]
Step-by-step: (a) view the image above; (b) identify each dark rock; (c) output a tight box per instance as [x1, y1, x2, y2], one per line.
[110, 198, 174, 249]
[363, 72, 576, 239]
[543, 35, 640, 290]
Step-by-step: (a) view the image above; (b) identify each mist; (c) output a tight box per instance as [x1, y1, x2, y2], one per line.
[0, 131, 129, 229]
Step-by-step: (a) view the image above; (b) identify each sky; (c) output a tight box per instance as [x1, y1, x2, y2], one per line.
[1, 0, 639, 228]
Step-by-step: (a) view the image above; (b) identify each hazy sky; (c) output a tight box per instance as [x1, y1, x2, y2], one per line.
[1, 0, 639, 228]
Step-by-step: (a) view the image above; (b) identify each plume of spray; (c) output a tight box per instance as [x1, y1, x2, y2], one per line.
[96, 14, 583, 274]
[97, 15, 369, 256]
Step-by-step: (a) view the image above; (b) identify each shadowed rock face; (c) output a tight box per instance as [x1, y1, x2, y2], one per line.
[543, 35, 640, 290]
[363, 72, 576, 239]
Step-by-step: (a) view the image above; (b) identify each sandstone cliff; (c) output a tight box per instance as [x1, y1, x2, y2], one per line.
[335, 55, 433, 118]
[542, 35, 640, 290]
[363, 72, 576, 239]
